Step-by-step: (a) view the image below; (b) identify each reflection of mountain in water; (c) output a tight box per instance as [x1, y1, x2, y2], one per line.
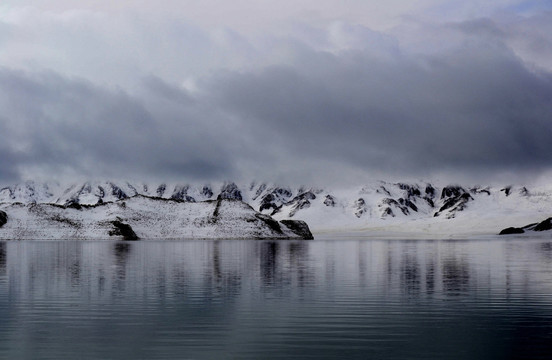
[0, 242, 6, 276]
[442, 257, 470, 296]
[0, 239, 551, 359]
[1, 240, 549, 305]
[400, 246, 421, 295]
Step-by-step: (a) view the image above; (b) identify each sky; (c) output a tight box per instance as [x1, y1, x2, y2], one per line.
[0, 0, 551, 186]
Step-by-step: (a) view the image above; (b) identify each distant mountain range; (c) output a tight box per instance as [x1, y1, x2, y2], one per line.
[1, 180, 551, 238]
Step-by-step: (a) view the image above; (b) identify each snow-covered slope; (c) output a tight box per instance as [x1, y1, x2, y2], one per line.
[0, 196, 313, 240]
[244, 182, 552, 237]
[1, 180, 551, 237]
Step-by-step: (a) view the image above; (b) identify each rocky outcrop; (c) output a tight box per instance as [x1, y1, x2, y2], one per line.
[171, 185, 196, 202]
[470, 186, 491, 195]
[109, 220, 139, 240]
[355, 198, 367, 218]
[499, 227, 524, 235]
[441, 185, 466, 199]
[287, 191, 316, 217]
[0, 210, 7, 228]
[280, 220, 314, 240]
[499, 217, 552, 235]
[323, 195, 336, 207]
[434, 186, 472, 218]
[109, 182, 128, 200]
[534, 218, 552, 231]
[501, 186, 512, 196]
[156, 184, 167, 197]
[259, 187, 293, 214]
[219, 182, 242, 201]
[202, 186, 214, 199]
[379, 197, 417, 217]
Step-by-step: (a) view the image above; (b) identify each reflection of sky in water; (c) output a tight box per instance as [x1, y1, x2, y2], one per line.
[0, 239, 551, 359]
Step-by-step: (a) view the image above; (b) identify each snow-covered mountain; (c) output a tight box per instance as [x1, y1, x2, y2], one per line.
[1, 180, 551, 237]
[0, 195, 313, 240]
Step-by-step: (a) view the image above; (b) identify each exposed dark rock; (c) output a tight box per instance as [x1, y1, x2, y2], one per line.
[501, 186, 512, 197]
[499, 217, 552, 235]
[470, 186, 490, 195]
[212, 196, 223, 219]
[287, 191, 316, 217]
[171, 185, 196, 202]
[110, 183, 128, 200]
[259, 194, 278, 212]
[424, 197, 435, 207]
[324, 195, 336, 207]
[425, 184, 436, 198]
[255, 213, 283, 234]
[519, 187, 530, 196]
[109, 220, 139, 240]
[98, 186, 105, 200]
[65, 200, 82, 210]
[499, 227, 525, 235]
[202, 186, 214, 199]
[377, 186, 391, 196]
[49, 214, 81, 228]
[534, 218, 552, 231]
[259, 187, 293, 213]
[251, 183, 267, 201]
[398, 198, 418, 212]
[382, 207, 394, 217]
[441, 185, 466, 199]
[288, 191, 315, 203]
[0, 210, 7, 227]
[156, 184, 166, 197]
[381, 197, 415, 215]
[219, 182, 242, 201]
[275, 187, 293, 198]
[397, 183, 421, 198]
[280, 220, 314, 240]
[435, 192, 472, 218]
[381, 198, 399, 206]
[355, 198, 367, 218]
[522, 223, 538, 230]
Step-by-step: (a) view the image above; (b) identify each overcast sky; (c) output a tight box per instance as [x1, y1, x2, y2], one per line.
[1, 1, 551, 186]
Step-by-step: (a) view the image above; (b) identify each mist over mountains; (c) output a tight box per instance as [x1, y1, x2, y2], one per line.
[1, 3, 552, 185]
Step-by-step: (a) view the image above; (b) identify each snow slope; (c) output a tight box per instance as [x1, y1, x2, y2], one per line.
[0, 196, 313, 240]
[1, 180, 551, 237]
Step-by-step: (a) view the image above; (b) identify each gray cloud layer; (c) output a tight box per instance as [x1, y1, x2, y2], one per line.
[0, 5, 551, 185]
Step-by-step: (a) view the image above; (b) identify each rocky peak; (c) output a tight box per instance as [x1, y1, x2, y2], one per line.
[324, 195, 336, 207]
[110, 183, 128, 200]
[171, 185, 195, 202]
[441, 185, 466, 200]
[219, 182, 242, 201]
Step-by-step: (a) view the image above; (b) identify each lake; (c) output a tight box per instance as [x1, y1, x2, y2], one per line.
[0, 238, 551, 359]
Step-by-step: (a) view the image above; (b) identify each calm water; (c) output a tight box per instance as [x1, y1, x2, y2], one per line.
[0, 238, 551, 359]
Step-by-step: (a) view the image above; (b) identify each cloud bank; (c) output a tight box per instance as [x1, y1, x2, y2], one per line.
[0, 1, 551, 185]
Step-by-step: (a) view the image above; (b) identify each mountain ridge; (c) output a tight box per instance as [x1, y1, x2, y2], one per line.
[1, 180, 551, 237]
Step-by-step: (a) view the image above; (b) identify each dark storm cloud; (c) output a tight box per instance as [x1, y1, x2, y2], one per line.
[0, 69, 234, 181]
[0, 12, 552, 184]
[205, 31, 552, 180]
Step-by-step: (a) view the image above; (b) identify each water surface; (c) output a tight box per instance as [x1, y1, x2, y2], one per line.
[0, 238, 551, 359]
